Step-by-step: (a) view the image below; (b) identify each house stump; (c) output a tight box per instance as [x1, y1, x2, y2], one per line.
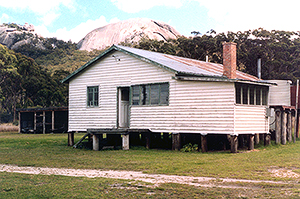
[122, 134, 129, 150]
[172, 133, 181, 151]
[297, 111, 300, 138]
[287, 111, 292, 142]
[281, 111, 287, 145]
[275, 108, 282, 144]
[292, 112, 296, 142]
[230, 135, 238, 153]
[92, 134, 100, 151]
[248, 134, 254, 150]
[200, 134, 208, 152]
[68, 132, 74, 146]
[264, 133, 271, 146]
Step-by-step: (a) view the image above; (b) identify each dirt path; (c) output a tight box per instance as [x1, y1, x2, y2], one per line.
[1, 164, 298, 189]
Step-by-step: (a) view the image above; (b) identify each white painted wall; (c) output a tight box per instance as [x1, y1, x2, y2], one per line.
[234, 105, 268, 134]
[268, 80, 291, 106]
[153, 80, 235, 134]
[68, 51, 173, 132]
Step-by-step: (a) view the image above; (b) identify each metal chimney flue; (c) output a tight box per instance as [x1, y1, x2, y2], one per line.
[257, 58, 261, 79]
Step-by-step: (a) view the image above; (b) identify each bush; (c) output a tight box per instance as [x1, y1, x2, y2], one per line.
[180, 143, 198, 152]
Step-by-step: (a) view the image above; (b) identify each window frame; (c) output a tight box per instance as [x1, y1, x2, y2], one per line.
[87, 86, 99, 107]
[131, 82, 169, 106]
[235, 83, 268, 106]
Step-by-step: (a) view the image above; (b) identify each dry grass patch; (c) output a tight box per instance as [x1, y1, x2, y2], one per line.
[0, 124, 18, 132]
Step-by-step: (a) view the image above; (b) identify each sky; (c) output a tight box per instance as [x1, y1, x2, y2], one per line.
[1, 0, 300, 43]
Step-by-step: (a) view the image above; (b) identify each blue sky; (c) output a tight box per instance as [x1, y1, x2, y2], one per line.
[0, 0, 299, 43]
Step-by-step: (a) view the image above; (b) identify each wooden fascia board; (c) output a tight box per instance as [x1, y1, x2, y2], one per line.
[174, 75, 276, 86]
[61, 46, 118, 83]
[234, 79, 276, 86]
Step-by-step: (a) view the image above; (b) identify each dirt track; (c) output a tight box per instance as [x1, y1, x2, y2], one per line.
[0, 164, 298, 189]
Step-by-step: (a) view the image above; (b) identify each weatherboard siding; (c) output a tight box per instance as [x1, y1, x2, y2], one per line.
[68, 51, 173, 132]
[234, 105, 268, 134]
[171, 81, 235, 134]
[125, 80, 236, 134]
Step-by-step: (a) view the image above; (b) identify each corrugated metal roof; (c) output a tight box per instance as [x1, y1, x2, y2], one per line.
[62, 44, 262, 83]
[115, 45, 261, 81]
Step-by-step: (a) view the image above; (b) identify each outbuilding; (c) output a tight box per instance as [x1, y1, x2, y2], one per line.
[62, 42, 272, 152]
[18, 107, 68, 134]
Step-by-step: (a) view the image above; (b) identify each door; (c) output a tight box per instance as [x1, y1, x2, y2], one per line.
[118, 87, 130, 128]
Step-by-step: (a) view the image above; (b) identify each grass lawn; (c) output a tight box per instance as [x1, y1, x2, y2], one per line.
[2, 172, 299, 199]
[0, 132, 300, 198]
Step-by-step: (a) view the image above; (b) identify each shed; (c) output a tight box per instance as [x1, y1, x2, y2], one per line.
[62, 43, 273, 152]
[18, 107, 68, 134]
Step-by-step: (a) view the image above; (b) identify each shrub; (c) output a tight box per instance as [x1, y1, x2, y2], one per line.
[180, 143, 198, 152]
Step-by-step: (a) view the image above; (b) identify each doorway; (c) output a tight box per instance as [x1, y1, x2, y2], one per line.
[118, 87, 130, 128]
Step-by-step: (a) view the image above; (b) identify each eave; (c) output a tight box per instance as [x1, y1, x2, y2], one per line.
[174, 75, 276, 86]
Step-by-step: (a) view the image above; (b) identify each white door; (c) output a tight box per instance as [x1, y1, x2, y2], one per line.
[118, 88, 129, 128]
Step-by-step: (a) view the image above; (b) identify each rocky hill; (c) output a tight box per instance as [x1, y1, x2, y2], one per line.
[0, 19, 181, 52]
[0, 23, 45, 50]
[77, 18, 181, 51]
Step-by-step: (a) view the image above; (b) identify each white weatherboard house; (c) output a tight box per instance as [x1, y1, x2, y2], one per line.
[62, 42, 272, 152]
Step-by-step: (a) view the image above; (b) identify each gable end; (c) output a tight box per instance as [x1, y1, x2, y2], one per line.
[61, 45, 178, 83]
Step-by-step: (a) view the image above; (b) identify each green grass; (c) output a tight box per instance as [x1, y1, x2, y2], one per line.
[1, 132, 300, 180]
[1, 132, 300, 198]
[1, 172, 299, 199]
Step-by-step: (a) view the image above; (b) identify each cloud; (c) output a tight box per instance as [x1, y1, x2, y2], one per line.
[41, 12, 61, 26]
[195, 0, 300, 33]
[0, 0, 76, 25]
[0, 13, 9, 23]
[111, 0, 184, 13]
[35, 16, 119, 43]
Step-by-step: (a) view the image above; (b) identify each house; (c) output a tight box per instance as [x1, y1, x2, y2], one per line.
[62, 42, 272, 152]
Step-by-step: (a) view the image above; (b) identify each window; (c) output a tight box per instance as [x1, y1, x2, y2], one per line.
[132, 86, 140, 105]
[121, 88, 129, 101]
[235, 84, 241, 104]
[249, 86, 255, 105]
[235, 83, 268, 106]
[144, 85, 150, 105]
[131, 83, 169, 106]
[87, 86, 99, 107]
[160, 83, 169, 105]
[262, 87, 268, 105]
[150, 84, 159, 104]
[256, 87, 261, 105]
[242, 85, 248, 104]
